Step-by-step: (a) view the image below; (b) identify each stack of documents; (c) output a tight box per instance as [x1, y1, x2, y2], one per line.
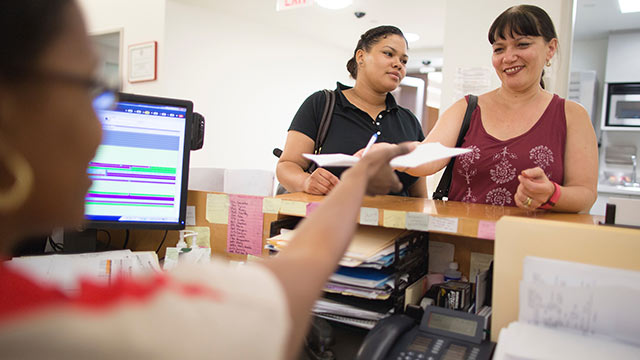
[494, 256, 640, 359]
[267, 225, 408, 328]
[6, 250, 161, 296]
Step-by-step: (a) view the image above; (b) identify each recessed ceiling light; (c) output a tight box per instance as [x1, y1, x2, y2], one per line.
[316, 0, 353, 10]
[405, 32, 420, 43]
[618, 0, 640, 13]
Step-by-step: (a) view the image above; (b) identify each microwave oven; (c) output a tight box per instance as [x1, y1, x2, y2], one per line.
[605, 83, 640, 128]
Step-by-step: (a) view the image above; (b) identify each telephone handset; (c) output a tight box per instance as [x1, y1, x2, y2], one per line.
[356, 306, 495, 360]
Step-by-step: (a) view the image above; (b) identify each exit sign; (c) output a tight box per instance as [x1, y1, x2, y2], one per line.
[276, 0, 313, 11]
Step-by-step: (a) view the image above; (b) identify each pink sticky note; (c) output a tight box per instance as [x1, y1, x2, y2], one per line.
[477, 220, 496, 240]
[306, 202, 321, 216]
[227, 194, 264, 256]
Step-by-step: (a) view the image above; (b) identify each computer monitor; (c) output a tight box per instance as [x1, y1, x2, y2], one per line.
[85, 93, 193, 230]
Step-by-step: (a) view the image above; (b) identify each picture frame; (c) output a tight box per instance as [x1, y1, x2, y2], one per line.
[128, 41, 157, 83]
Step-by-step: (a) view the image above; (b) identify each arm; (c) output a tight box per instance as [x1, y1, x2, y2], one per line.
[276, 130, 340, 194]
[514, 101, 598, 212]
[405, 98, 469, 177]
[408, 175, 427, 198]
[262, 142, 414, 360]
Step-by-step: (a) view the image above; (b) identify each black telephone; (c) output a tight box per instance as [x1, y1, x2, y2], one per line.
[356, 306, 495, 360]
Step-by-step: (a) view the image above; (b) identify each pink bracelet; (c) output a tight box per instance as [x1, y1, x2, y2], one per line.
[539, 182, 561, 210]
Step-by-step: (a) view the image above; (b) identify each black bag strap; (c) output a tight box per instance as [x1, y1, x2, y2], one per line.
[432, 95, 478, 200]
[307, 89, 336, 173]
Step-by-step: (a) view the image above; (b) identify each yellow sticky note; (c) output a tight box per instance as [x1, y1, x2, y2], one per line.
[383, 210, 406, 229]
[280, 200, 307, 216]
[262, 198, 282, 214]
[186, 226, 211, 247]
[206, 193, 229, 224]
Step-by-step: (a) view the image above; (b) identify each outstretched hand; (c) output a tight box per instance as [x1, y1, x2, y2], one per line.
[346, 142, 416, 195]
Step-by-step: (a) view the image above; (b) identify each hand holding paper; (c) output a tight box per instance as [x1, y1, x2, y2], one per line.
[303, 142, 471, 169]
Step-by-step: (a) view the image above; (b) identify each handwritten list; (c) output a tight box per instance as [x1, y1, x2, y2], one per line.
[227, 194, 264, 255]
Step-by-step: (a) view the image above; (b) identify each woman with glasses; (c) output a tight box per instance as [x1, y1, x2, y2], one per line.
[0, 1, 413, 358]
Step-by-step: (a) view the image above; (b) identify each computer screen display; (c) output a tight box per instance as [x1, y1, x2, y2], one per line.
[86, 93, 193, 229]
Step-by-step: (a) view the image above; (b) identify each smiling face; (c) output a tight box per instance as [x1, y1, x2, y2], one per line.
[491, 33, 557, 92]
[356, 34, 408, 93]
[0, 2, 102, 240]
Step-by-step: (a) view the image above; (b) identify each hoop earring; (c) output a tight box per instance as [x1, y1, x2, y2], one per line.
[0, 138, 34, 213]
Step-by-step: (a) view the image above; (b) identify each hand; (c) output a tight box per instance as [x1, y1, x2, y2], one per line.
[514, 167, 555, 210]
[303, 168, 340, 195]
[346, 142, 416, 195]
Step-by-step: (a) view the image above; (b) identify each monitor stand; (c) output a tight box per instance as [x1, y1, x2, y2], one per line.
[63, 229, 98, 253]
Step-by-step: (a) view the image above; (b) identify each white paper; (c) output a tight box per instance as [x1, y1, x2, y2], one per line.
[493, 322, 640, 360]
[303, 143, 471, 169]
[405, 212, 429, 231]
[519, 256, 640, 347]
[428, 216, 458, 233]
[359, 207, 379, 226]
[186, 205, 196, 226]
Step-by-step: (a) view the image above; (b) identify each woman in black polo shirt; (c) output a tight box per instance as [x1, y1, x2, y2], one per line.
[276, 25, 427, 197]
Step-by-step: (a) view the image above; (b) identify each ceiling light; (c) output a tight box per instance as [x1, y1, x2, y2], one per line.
[316, 0, 353, 10]
[405, 32, 420, 43]
[618, 0, 640, 13]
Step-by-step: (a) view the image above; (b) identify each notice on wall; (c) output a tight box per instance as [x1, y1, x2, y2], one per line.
[262, 198, 282, 214]
[453, 67, 492, 100]
[206, 194, 229, 224]
[280, 200, 307, 216]
[276, 0, 312, 11]
[477, 220, 496, 240]
[185, 226, 211, 248]
[186, 206, 196, 226]
[227, 195, 263, 256]
[429, 216, 458, 233]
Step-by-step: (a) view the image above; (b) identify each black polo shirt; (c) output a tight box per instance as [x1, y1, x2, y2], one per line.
[288, 82, 425, 196]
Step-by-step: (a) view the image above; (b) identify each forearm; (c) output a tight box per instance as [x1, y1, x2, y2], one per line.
[276, 161, 310, 192]
[550, 184, 597, 213]
[263, 165, 368, 359]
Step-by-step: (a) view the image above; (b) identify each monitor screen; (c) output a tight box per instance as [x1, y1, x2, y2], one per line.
[85, 93, 193, 229]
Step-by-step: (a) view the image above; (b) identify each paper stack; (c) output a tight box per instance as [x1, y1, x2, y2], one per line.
[267, 225, 408, 328]
[7, 250, 161, 295]
[493, 256, 640, 359]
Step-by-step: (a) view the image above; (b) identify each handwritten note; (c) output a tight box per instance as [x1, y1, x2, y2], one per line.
[262, 198, 282, 214]
[306, 202, 321, 215]
[280, 200, 307, 216]
[185, 226, 211, 247]
[206, 194, 229, 224]
[383, 210, 406, 229]
[227, 194, 263, 256]
[477, 220, 496, 240]
[186, 206, 196, 226]
[429, 216, 458, 233]
[359, 207, 379, 226]
[406, 212, 429, 231]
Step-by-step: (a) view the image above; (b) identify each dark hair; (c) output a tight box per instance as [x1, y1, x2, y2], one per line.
[0, 0, 72, 82]
[488, 5, 557, 89]
[347, 25, 406, 79]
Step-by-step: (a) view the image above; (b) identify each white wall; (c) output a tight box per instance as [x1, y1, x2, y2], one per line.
[78, 0, 167, 95]
[163, 0, 352, 171]
[440, 0, 575, 112]
[571, 38, 608, 129]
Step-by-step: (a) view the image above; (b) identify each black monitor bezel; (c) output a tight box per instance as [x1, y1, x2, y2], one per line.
[85, 92, 193, 230]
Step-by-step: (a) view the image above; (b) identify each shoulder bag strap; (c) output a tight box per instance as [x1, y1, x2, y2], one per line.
[307, 89, 336, 173]
[432, 94, 478, 200]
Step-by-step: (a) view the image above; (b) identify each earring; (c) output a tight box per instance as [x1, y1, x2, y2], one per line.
[546, 60, 551, 67]
[0, 136, 34, 213]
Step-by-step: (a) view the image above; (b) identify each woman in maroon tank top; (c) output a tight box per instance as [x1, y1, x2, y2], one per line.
[407, 5, 598, 212]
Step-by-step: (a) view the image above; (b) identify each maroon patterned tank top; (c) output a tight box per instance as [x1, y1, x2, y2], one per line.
[448, 94, 566, 206]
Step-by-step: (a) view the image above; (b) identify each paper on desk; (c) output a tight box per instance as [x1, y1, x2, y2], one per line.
[303, 142, 472, 168]
[519, 256, 640, 347]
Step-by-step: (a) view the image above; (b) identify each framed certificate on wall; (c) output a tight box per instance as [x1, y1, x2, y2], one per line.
[128, 41, 157, 83]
